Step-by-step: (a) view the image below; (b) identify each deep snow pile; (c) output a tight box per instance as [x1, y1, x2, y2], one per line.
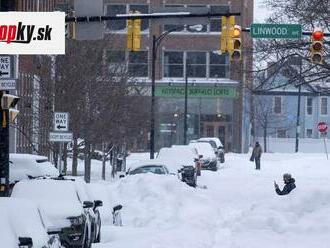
[95, 152, 330, 248]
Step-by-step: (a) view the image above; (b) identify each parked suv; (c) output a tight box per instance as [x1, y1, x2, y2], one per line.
[11, 179, 102, 248]
[198, 137, 225, 163]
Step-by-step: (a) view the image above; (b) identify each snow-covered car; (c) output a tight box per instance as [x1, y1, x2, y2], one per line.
[0, 198, 61, 248]
[157, 146, 198, 173]
[66, 177, 103, 244]
[189, 142, 218, 171]
[9, 153, 59, 184]
[11, 179, 96, 248]
[127, 160, 170, 175]
[198, 137, 225, 163]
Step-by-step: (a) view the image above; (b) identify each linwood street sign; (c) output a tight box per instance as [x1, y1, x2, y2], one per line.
[49, 132, 73, 142]
[54, 112, 69, 132]
[251, 24, 302, 39]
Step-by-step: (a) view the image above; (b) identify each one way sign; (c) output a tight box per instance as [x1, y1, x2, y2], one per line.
[54, 112, 69, 132]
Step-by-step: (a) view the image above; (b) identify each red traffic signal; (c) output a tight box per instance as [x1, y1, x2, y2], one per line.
[310, 28, 324, 64]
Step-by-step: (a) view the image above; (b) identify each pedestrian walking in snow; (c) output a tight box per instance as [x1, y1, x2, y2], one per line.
[250, 141, 262, 170]
[274, 173, 296, 195]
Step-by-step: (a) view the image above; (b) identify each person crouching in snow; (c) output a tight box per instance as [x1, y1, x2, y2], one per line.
[274, 173, 296, 195]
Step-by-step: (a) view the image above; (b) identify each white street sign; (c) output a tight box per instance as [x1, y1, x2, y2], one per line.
[54, 112, 69, 132]
[49, 132, 73, 142]
[0, 79, 16, 90]
[0, 56, 11, 79]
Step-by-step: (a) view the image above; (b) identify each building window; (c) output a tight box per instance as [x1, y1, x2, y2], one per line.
[209, 5, 229, 32]
[186, 5, 207, 33]
[107, 50, 126, 73]
[274, 96, 282, 114]
[187, 52, 206, 78]
[164, 5, 185, 32]
[206, 126, 214, 137]
[164, 51, 184, 77]
[306, 97, 313, 115]
[321, 97, 328, 115]
[106, 5, 126, 31]
[209, 52, 228, 78]
[306, 129, 313, 138]
[128, 51, 148, 77]
[277, 130, 286, 138]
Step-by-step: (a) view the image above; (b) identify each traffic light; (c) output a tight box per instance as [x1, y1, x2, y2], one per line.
[226, 16, 236, 53]
[220, 16, 227, 53]
[230, 25, 242, 61]
[310, 28, 324, 64]
[127, 18, 134, 51]
[127, 11, 141, 52]
[65, 11, 76, 40]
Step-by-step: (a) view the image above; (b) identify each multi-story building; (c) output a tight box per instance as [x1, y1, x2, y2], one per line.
[102, 0, 254, 152]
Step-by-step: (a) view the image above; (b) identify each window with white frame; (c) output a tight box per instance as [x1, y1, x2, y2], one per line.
[106, 5, 126, 31]
[209, 5, 229, 32]
[106, 4, 149, 31]
[187, 52, 207, 78]
[209, 52, 228, 78]
[128, 51, 148, 77]
[277, 129, 286, 138]
[164, 5, 229, 33]
[164, 4, 185, 32]
[274, 96, 282, 114]
[306, 129, 313, 138]
[306, 97, 313, 115]
[164, 51, 184, 77]
[321, 97, 328, 115]
[163, 51, 229, 78]
[106, 50, 126, 73]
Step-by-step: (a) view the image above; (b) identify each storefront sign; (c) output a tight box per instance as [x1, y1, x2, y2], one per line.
[155, 85, 236, 98]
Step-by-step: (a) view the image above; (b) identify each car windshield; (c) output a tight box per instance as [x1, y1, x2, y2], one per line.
[129, 165, 166, 175]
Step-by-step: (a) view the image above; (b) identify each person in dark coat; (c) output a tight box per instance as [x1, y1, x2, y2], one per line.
[274, 173, 296, 195]
[251, 141, 262, 170]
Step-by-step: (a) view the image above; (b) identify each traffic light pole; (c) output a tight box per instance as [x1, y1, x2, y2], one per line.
[183, 66, 188, 145]
[0, 93, 10, 197]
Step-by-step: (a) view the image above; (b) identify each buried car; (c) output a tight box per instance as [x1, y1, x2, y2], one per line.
[188, 142, 218, 171]
[0, 198, 61, 248]
[11, 179, 102, 248]
[127, 160, 170, 175]
[198, 137, 225, 163]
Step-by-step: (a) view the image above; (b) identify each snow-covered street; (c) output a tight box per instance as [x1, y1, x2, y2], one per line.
[94, 152, 330, 248]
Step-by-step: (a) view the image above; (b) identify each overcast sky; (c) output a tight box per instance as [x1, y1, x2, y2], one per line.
[254, 0, 272, 22]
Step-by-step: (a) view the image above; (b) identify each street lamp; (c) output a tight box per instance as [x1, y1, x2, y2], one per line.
[150, 24, 203, 159]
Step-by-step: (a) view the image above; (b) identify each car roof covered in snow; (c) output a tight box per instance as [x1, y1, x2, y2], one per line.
[188, 142, 216, 160]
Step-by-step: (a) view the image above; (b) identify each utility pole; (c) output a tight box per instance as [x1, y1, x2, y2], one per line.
[0, 0, 16, 197]
[295, 59, 303, 153]
[183, 65, 188, 145]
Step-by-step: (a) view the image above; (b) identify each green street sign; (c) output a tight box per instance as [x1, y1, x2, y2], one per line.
[251, 24, 302, 39]
[155, 85, 236, 98]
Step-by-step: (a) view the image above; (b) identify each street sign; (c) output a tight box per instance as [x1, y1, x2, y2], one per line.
[250, 24, 302, 39]
[54, 112, 69, 132]
[0, 56, 11, 79]
[0, 79, 16, 90]
[49, 132, 73, 142]
[317, 122, 328, 133]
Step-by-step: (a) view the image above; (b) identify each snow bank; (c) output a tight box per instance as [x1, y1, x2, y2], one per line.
[97, 152, 330, 248]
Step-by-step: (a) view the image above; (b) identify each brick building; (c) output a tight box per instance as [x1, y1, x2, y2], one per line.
[103, 0, 254, 152]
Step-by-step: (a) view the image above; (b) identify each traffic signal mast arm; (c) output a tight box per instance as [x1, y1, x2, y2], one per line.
[65, 12, 241, 23]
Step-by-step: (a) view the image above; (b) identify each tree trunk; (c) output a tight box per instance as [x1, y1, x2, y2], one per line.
[72, 137, 78, 176]
[102, 155, 106, 180]
[263, 124, 267, 153]
[84, 140, 91, 183]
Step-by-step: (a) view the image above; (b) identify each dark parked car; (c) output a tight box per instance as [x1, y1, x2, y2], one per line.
[127, 160, 170, 175]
